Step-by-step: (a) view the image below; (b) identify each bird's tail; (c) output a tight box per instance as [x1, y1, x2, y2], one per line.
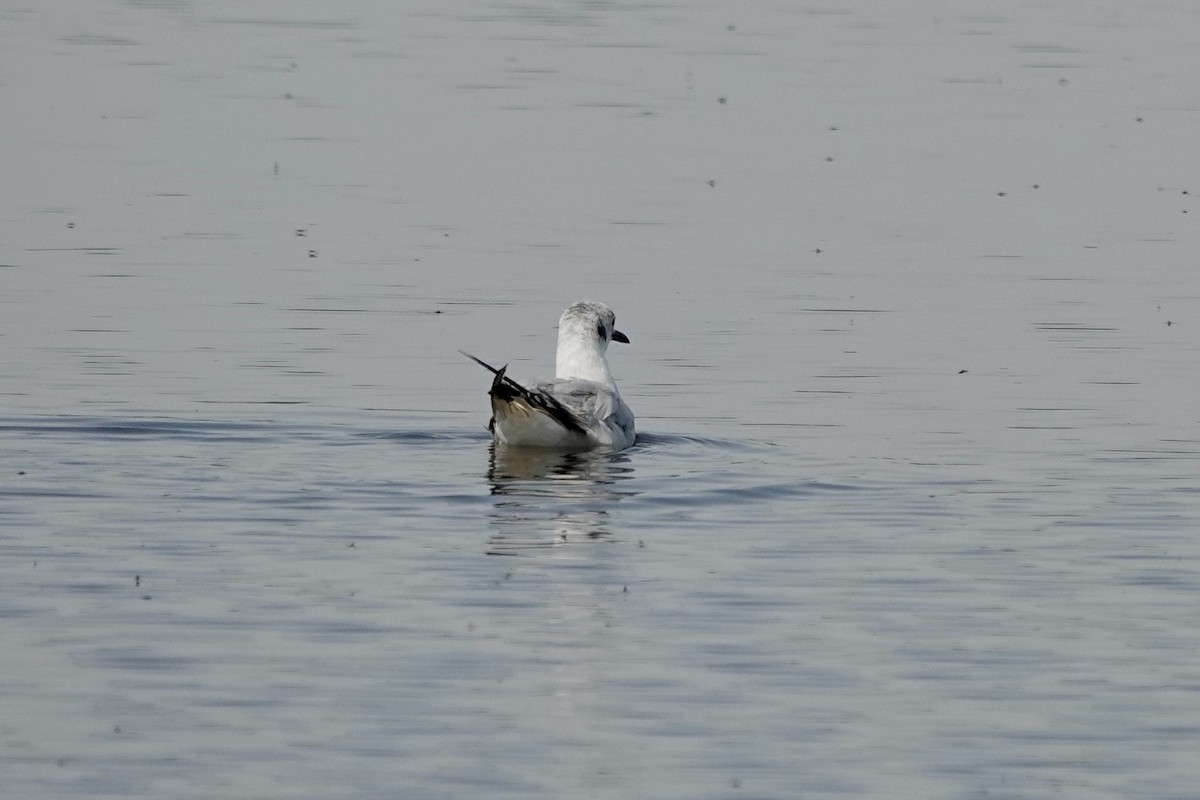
[459, 350, 586, 435]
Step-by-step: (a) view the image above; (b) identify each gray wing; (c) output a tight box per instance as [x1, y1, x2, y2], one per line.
[537, 378, 634, 438]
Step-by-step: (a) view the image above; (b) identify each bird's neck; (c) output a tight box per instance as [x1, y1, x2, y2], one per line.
[556, 339, 615, 387]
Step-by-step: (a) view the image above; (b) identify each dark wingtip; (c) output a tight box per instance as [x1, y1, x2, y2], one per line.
[489, 365, 510, 397]
[460, 349, 503, 375]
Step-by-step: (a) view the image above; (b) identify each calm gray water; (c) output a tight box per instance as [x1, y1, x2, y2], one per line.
[4, 2, 1200, 798]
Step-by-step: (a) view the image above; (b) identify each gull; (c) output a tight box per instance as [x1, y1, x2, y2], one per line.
[461, 301, 635, 451]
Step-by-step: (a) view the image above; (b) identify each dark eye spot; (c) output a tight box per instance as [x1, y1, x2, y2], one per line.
[596, 322, 606, 340]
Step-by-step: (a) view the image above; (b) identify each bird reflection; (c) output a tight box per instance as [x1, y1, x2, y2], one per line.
[485, 444, 636, 556]
[480, 443, 640, 762]
[488, 444, 634, 489]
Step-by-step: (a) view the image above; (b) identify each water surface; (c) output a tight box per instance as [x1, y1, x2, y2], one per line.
[3, 2, 1200, 798]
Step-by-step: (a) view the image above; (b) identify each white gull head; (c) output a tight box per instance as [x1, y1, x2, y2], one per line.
[555, 300, 630, 387]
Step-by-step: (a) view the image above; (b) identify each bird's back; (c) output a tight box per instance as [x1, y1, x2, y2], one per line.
[535, 377, 635, 450]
